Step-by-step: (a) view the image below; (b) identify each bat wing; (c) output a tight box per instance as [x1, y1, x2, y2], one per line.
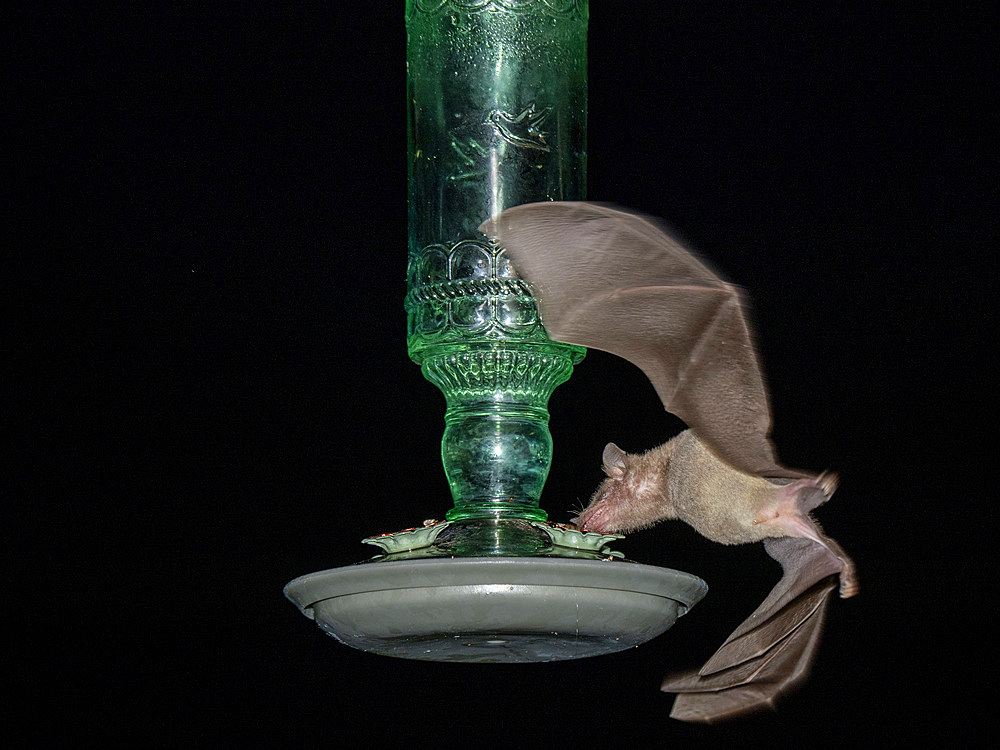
[659, 537, 848, 722]
[701, 536, 848, 672]
[662, 578, 835, 723]
[480, 201, 799, 479]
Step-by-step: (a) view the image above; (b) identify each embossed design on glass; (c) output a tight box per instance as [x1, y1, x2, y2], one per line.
[488, 102, 552, 151]
[407, 0, 587, 527]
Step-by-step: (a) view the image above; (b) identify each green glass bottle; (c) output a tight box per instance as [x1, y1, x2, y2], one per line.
[406, 1, 588, 540]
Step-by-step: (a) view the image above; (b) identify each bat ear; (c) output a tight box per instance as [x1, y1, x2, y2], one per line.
[602, 443, 628, 479]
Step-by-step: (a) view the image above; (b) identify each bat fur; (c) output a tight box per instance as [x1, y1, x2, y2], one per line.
[480, 201, 858, 723]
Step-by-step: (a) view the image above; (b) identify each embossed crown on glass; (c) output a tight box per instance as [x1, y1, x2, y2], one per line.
[406, 0, 587, 549]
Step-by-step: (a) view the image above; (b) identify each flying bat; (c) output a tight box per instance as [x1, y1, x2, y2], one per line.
[479, 201, 858, 723]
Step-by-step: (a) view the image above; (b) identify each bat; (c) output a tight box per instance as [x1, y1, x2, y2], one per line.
[479, 201, 858, 723]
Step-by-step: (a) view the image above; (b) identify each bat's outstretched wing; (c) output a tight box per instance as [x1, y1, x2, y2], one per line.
[660, 537, 849, 722]
[700, 536, 854, 673]
[480, 201, 800, 479]
[481, 202, 857, 723]
[661, 577, 835, 723]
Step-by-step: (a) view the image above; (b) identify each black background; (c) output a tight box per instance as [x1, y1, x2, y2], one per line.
[14, 1, 995, 745]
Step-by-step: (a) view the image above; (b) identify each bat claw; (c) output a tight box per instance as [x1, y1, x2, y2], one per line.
[838, 572, 859, 598]
[817, 471, 839, 497]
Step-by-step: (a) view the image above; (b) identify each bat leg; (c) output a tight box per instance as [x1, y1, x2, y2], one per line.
[757, 481, 859, 599]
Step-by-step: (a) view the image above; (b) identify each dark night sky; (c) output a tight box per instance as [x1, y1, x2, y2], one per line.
[14, 1, 996, 744]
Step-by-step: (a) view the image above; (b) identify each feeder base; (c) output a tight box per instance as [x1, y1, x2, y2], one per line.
[284, 557, 707, 663]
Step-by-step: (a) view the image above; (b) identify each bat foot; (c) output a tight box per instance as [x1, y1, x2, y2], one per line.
[816, 471, 839, 496]
[778, 474, 837, 512]
[838, 568, 859, 599]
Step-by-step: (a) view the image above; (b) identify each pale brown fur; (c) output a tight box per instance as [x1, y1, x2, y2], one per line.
[575, 430, 857, 600]
[573, 437, 680, 533]
[667, 430, 787, 545]
[576, 430, 789, 541]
